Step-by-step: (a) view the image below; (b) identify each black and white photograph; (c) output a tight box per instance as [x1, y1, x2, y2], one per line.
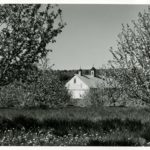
[0, 1, 149, 146]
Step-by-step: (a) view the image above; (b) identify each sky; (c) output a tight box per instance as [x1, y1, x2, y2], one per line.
[49, 4, 148, 70]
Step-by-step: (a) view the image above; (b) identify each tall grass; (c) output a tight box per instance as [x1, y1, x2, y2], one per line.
[0, 107, 149, 145]
[0, 114, 148, 146]
[0, 106, 149, 122]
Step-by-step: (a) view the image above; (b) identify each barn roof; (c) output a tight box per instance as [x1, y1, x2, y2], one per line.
[90, 67, 96, 71]
[76, 74, 117, 88]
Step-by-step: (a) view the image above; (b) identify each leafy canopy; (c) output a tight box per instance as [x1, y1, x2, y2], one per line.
[109, 7, 150, 103]
[0, 4, 65, 86]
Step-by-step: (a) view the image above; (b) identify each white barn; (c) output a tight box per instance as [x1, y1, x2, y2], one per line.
[65, 67, 111, 99]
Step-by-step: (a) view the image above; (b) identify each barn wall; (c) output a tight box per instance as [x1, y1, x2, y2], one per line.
[66, 76, 88, 90]
[68, 89, 88, 99]
[65, 76, 89, 99]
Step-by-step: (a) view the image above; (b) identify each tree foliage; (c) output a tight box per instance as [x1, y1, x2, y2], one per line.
[0, 70, 71, 108]
[25, 70, 70, 108]
[109, 7, 150, 103]
[0, 4, 65, 86]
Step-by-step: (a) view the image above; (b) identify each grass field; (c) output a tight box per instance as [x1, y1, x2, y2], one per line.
[0, 106, 150, 146]
[0, 106, 150, 122]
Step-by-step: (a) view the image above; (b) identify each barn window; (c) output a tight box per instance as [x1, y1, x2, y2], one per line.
[74, 78, 76, 83]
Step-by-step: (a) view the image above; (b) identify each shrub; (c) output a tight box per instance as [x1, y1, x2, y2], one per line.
[0, 81, 27, 108]
[24, 70, 71, 108]
[83, 88, 106, 107]
[84, 86, 121, 107]
[0, 70, 71, 108]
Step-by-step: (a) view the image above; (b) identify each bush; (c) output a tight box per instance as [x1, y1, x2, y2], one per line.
[24, 70, 71, 108]
[0, 81, 27, 108]
[83, 88, 105, 107]
[84, 86, 121, 107]
[0, 70, 71, 108]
